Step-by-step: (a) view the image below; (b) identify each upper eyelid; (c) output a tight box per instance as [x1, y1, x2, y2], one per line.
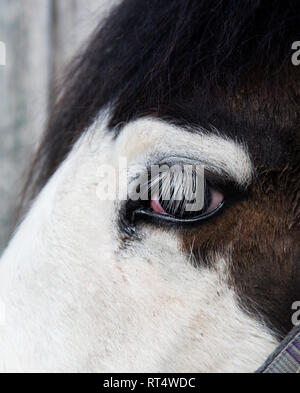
[126, 161, 239, 212]
[115, 119, 253, 187]
[127, 156, 240, 191]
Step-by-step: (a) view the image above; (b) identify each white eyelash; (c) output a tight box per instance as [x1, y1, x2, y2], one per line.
[137, 165, 205, 215]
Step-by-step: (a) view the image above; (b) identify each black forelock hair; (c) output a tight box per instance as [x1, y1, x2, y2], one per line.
[24, 0, 300, 202]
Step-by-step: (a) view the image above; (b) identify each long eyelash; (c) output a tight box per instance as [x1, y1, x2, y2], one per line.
[139, 166, 204, 216]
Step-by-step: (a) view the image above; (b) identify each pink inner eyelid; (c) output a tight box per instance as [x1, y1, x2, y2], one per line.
[208, 188, 224, 211]
[150, 199, 166, 214]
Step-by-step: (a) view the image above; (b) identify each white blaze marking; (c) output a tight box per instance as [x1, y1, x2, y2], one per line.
[0, 298, 6, 326]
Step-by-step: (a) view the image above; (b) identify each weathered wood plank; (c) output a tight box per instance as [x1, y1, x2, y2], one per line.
[0, 0, 52, 252]
[52, 0, 118, 78]
[0, 0, 117, 253]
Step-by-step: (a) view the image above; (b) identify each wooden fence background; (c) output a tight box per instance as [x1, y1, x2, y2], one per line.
[0, 0, 117, 253]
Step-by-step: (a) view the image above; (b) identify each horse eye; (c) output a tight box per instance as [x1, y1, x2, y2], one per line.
[131, 179, 225, 225]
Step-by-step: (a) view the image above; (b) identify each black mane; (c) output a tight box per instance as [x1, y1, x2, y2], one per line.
[25, 0, 300, 199]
